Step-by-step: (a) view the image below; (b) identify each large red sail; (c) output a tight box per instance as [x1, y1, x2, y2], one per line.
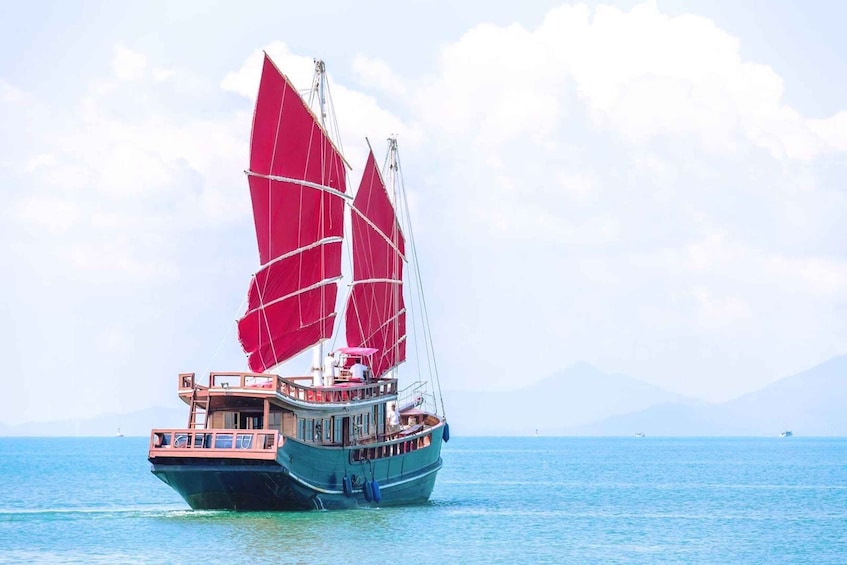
[345, 150, 406, 378]
[238, 54, 347, 372]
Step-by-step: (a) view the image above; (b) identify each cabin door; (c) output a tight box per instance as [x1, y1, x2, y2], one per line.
[342, 417, 350, 447]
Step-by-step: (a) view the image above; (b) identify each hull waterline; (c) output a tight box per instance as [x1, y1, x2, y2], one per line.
[150, 426, 445, 511]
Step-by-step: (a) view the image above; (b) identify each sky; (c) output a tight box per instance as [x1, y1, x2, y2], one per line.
[2, 0, 847, 424]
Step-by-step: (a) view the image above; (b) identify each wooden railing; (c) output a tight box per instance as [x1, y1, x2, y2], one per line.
[176, 372, 397, 405]
[148, 429, 281, 460]
[277, 377, 397, 404]
[351, 431, 434, 462]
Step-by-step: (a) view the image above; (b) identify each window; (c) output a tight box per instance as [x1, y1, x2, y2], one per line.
[374, 404, 385, 436]
[333, 417, 343, 443]
[269, 411, 281, 431]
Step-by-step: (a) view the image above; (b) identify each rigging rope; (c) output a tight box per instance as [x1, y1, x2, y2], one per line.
[396, 149, 446, 418]
[203, 290, 249, 379]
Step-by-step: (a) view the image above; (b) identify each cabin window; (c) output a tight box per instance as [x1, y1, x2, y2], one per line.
[320, 418, 331, 442]
[269, 411, 281, 431]
[333, 417, 343, 443]
[374, 404, 385, 436]
[352, 414, 367, 440]
[297, 418, 317, 442]
[245, 415, 263, 430]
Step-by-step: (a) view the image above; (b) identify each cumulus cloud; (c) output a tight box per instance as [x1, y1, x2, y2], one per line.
[112, 44, 148, 81]
[5, 46, 253, 285]
[366, 1, 847, 399]
[221, 41, 419, 171]
[4, 3, 847, 425]
[351, 54, 409, 99]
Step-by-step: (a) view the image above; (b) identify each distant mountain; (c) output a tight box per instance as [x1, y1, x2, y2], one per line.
[0, 405, 186, 437]
[6, 356, 845, 437]
[445, 362, 692, 436]
[573, 355, 847, 436]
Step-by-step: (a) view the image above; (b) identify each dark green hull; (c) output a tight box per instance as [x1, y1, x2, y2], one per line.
[150, 426, 444, 511]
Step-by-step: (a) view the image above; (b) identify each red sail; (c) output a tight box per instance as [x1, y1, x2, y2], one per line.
[238, 54, 347, 372]
[345, 150, 406, 378]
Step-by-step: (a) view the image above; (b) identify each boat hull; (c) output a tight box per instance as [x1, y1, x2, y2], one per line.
[150, 428, 444, 511]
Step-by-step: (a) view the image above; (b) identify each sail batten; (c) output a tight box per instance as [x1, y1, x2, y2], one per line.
[350, 205, 407, 261]
[255, 236, 343, 270]
[238, 53, 347, 372]
[244, 275, 343, 316]
[245, 170, 352, 202]
[345, 150, 406, 378]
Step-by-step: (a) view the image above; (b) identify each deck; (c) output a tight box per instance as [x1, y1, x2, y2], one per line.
[177, 372, 398, 405]
[148, 429, 281, 460]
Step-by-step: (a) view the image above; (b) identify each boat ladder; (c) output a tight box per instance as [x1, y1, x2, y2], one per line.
[188, 388, 209, 429]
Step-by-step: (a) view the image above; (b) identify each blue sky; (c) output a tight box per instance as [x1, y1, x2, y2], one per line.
[2, 1, 847, 424]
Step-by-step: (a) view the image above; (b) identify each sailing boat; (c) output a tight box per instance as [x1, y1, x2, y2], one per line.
[147, 54, 449, 510]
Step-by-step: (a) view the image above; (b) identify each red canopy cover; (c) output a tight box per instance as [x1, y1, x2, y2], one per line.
[238, 54, 347, 372]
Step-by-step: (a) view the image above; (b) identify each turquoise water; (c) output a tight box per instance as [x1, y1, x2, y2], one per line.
[1, 437, 845, 563]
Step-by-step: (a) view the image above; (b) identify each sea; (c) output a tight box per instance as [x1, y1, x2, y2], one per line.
[0, 437, 845, 564]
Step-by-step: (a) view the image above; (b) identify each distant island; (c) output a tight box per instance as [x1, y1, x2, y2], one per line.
[446, 355, 847, 437]
[2, 356, 847, 437]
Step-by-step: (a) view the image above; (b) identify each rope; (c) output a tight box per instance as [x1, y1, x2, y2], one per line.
[396, 148, 446, 418]
[203, 289, 249, 378]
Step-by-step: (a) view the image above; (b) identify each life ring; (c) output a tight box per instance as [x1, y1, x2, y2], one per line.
[173, 435, 188, 448]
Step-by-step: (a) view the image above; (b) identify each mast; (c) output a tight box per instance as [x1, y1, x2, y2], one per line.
[345, 145, 406, 379]
[311, 59, 328, 387]
[385, 136, 401, 381]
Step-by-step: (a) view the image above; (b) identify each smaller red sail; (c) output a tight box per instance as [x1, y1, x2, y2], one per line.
[345, 150, 406, 378]
[237, 54, 347, 372]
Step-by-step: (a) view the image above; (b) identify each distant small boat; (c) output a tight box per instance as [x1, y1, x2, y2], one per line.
[634, 432, 645, 438]
[780, 431, 793, 438]
[116, 428, 124, 438]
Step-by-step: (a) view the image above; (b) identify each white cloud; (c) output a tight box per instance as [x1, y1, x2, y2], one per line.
[351, 54, 408, 98]
[5, 51, 256, 286]
[221, 41, 419, 179]
[1, 78, 25, 103]
[377, 2, 847, 399]
[4, 4, 847, 423]
[152, 68, 175, 82]
[536, 2, 846, 160]
[14, 195, 81, 233]
[112, 45, 148, 81]
[220, 42, 316, 99]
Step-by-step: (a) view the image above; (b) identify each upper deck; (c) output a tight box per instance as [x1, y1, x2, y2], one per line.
[177, 372, 398, 409]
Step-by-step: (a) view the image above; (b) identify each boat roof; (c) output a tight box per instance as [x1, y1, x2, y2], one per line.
[333, 347, 379, 356]
[399, 408, 428, 416]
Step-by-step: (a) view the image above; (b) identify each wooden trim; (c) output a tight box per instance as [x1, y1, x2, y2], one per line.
[148, 429, 281, 461]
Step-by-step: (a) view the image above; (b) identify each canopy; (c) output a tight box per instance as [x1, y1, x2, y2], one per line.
[333, 347, 379, 356]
